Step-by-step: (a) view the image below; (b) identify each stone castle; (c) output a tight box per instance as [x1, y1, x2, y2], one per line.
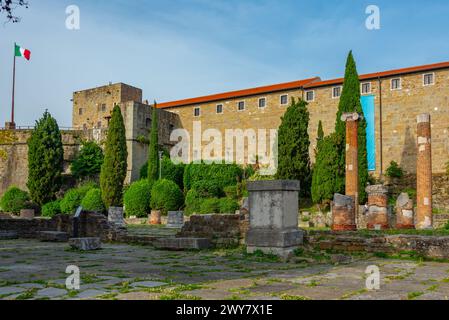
[1, 60, 449, 201]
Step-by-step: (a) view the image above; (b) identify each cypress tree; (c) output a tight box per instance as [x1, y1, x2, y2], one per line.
[27, 110, 64, 206]
[275, 98, 311, 197]
[100, 104, 128, 208]
[147, 102, 159, 185]
[311, 133, 345, 206]
[335, 51, 369, 203]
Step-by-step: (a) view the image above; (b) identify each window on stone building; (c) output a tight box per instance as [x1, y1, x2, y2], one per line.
[97, 121, 102, 128]
[238, 101, 245, 111]
[194, 107, 201, 117]
[423, 73, 434, 86]
[259, 98, 266, 108]
[361, 82, 371, 94]
[101, 104, 107, 112]
[146, 118, 151, 127]
[391, 78, 402, 90]
[332, 86, 342, 98]
[280, 94, 288, 105]
[79, 108, 83, 115]
[216, 104, 223, 114]
[305, 91, 315, 102]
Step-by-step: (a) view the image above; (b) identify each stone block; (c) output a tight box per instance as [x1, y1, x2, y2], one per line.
[69, 237, 102, 251]
[38, 231, 69, 242]
[166, 211, 184, 228]
[19, 209, 35, 220]
[0, 231, 18, 240]
[108, 207, 125, 227]
[153, 238, 211, 250]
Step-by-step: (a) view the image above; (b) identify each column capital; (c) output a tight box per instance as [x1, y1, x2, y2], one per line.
[341, 112, 363, 122]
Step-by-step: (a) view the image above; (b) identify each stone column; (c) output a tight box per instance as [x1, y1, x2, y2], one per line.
[365, 185, 389, 230]
[416, 114, 433, 230]
[396, 193, 415, 229]
[341, 113, 361, 213]
[246, 180, 303, 259]
[332, 194, 357, 231]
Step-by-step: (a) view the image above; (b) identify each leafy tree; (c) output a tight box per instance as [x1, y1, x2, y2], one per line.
[100, 105, 128, 208]
[275, 98, 311, 197]
[317, 121, 324, 145]
[27, 110, 64, 206]
[311, 133, 345, 206]
[386, 161, 404, 179]
[334, 51, 369, 204]
[1, 0, 28, 22]
[71, 141, 104, 181]
[147, 103, 159, 185]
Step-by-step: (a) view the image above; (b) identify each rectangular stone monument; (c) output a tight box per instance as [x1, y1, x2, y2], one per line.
[108, 207, 126, 227]
[166, 211, 184, 228]
[246, 180, 303, 259]
[69, 238, 102, 251]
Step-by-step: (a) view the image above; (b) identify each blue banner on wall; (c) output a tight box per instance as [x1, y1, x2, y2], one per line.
[361, 95, 376, 171]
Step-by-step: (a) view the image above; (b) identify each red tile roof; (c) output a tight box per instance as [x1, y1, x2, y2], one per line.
[157, 77, 320, 109]
[157, 61, 449, 109]
[305, 61, 449, 88]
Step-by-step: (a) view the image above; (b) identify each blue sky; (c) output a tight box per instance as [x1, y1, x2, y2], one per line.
[1, 0, 449, 127]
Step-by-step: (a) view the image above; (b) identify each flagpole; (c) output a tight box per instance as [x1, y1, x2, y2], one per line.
[11, 43, 16, 126]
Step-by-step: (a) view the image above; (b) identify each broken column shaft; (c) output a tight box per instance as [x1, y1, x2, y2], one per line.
[416, 114, 433, 230]
[365, 185, 389, 230]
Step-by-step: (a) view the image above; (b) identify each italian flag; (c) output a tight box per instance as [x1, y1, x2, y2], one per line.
[15, 44, 31, 61]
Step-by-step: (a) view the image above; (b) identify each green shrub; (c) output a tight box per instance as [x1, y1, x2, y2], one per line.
[224, 185, 238, 200]
[124, 180, 153, 218]
[150, 179, 184, 214]
[60, 183, 96, 214]
[192, 180, 223, 198]
[200, 198, 220, 214]
[0, 187, 30, 214]
[140, 156, 185, 189]
[386, 161, 404, 179]
[140, 162, 149, 180]
[81, 188, 105, 213]
[71, 141, 104, 181]
[218, 198, 240, 213]
[185, 189, 202, 215]
[184, 162, 243, 192]
[41, 200, 62, 217]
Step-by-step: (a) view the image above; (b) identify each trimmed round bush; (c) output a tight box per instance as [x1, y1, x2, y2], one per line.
[150, 179, 184, 214]
[219, 198, 240, 214]
[0, 187, 30, 214]
[185, 189, 202, 215]
[60, 183, 96, 214]
[199, 198, 220, 214]
[41, 200, 62, 217]
[81, 188, 105, 213]
[124, 180, 153, 218]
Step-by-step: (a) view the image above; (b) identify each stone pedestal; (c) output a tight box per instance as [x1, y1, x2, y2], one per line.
[108, 207, 125, 227]
[246, 180, 303, 259]
[416, 114, 433, 230]
[4, 122, 16, 130]
[396, 193, 415, 229]
[366, 185, 389, 230]
[149, 210, 162, 225]
[332, 194, 357, 231]
[166, 211, 184, 228]
[69, 238, 102, 251]
[20, 209, 35, 220]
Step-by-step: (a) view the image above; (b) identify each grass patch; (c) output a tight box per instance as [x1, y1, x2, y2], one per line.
[407, 291, 424, 300]
[280, 294, 310, 300]
[15, 288, 38, 300]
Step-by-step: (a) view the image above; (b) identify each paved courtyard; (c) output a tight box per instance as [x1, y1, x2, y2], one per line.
[1, 239, 449, 300]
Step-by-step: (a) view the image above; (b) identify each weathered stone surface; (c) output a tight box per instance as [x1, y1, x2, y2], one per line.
[131, 281, 167, 288]
[36, 288, 67, 298]
[19, 209, 35, 220]
[154, 237, 211, 250]
[0, 230, 18, 239]
[38, 231, 69, 242]
[108, 207, 125, 227]
[333, 194, 355, 208]
[69, 237, 102, 251]
[166, 211, 184, 228]
[332, 194, 356, 231]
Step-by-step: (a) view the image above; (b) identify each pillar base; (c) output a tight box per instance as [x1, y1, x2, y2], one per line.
[367, 223, 389, 231]
[396, 224, 415, 230]
[332, 224, 357, 232]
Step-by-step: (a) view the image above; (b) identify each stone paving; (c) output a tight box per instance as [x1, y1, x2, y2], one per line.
[1, 239, 449, 300]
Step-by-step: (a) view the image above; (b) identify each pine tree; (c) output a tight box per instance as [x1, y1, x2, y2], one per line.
[100, 105, 128, 208]
[27, 110, 64, 206]
[147, 102, 159, 185]
[275, 98, 311, 197]
[315, 120, 324, 156]
[334, 51, 369, 204]
[311, 133, 345, 206]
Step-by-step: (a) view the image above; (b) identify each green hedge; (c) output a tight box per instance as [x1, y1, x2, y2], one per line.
[0, 187, 30, 214]
[192, 180, 223, 198]
[124, 180, 153, 218]
[81, 188, 105, 213]
[150, 179, 184, 214]
[60, 183, 96, 214]
[140, 156, 185, 190]
[199, 198, 220, 214]
[41, 200, 62, 217]
[185, 189, 202, 215]
[184, 162, 243, 192]
[218, 198, 240, 213]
